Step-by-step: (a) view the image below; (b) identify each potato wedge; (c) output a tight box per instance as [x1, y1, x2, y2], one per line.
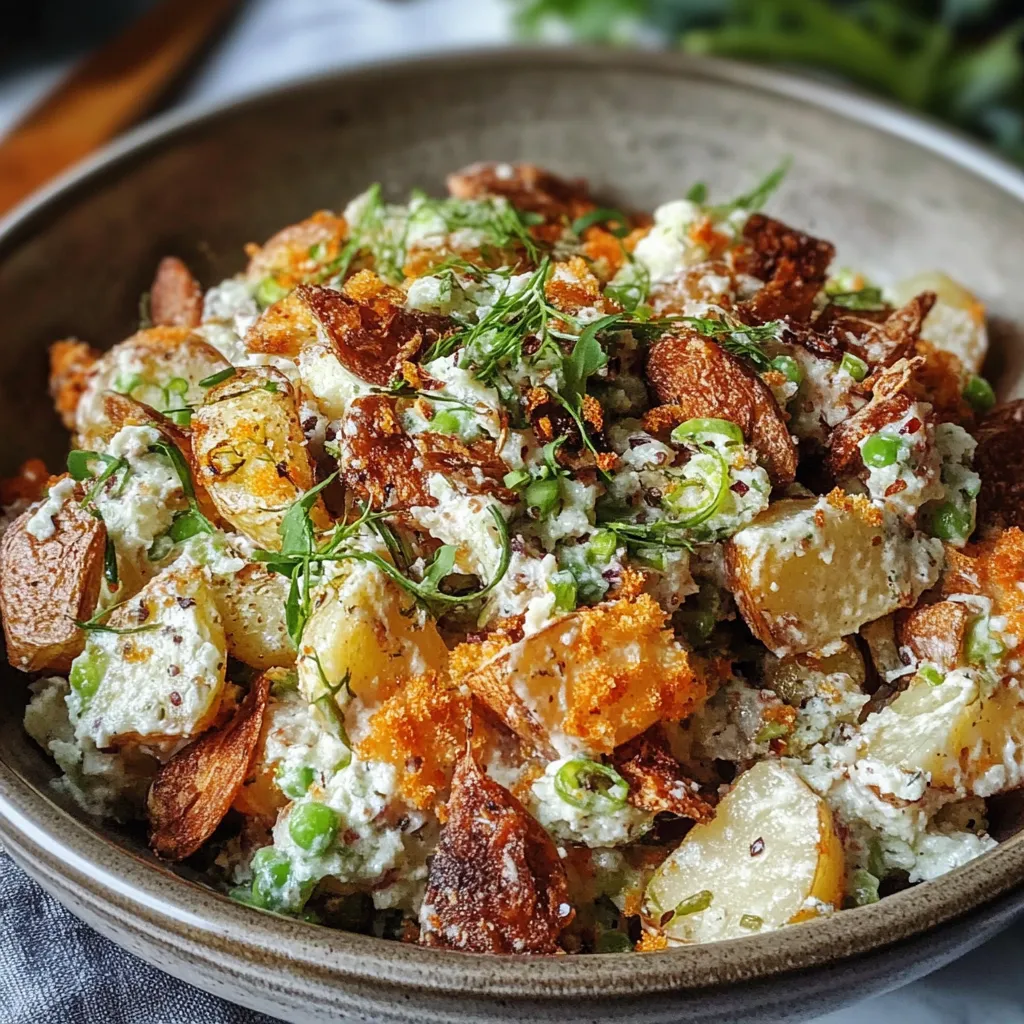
[863, 669, 1024, 794]
[645, 332, 797, 486]
[150, 256, 203, 328]
[419, 750, 574, 953]
[74, 327, 228, 446]
[462, 593, 710, 759]
[191, 366, 329, 549]
[210, 563, 294, 669]
[644, 759, 844, 943]
[148, 673, 270, 860]
[888, 271, 988, 372]
[0, 479, 105, 672]
[68, 566, 227, 750]
[296, 561, 449, 728]
[726, 491, 943, 656]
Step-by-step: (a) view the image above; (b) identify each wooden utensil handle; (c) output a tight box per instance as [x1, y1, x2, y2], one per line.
[0, 0, 240, 216]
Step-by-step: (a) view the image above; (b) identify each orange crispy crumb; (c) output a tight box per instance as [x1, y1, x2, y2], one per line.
[825, 487, 884, 527]
[636, 932, 669, 953]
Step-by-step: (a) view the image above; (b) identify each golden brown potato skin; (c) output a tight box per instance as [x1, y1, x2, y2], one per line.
[150, 256, 203, 328]
[645, 331, 797, 486]
[419, 751, 573, 953]
[975, 399, 1024, 535]
[895, 600, 969, 673]
[191, 366, 329, 549]
[148, 674, 271, 860]
[0, 482, 106, 672]
[48, 339, 100, 432]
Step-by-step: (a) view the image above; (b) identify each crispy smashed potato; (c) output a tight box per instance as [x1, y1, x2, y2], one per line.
[462, 594, 711, 758]
[49, 339, 100, 432]
[191, 366, 329, 549]
[0, 482, 105, 672]
[211, 564, 294, 669]
[447, 161, 592, 223]
[148, 674, 271, 860]
[420, 751, 574, 953]
[150, 256, 203, 328]
[245, 210, 347, 287]
[612, 729, 714, 821]
[646, 331, 797, 485]
[245, 289, 320, 358]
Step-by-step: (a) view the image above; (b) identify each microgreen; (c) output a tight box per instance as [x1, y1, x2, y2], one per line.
[147, 438, 215, 542]
[828, 286, 887, 311]
[76, 594, 159, 635]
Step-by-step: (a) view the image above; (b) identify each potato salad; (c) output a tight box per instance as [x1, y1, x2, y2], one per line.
[4, 161, 1023, 955]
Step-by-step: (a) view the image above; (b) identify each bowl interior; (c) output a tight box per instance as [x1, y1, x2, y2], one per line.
[3, 47, 1024, 1002]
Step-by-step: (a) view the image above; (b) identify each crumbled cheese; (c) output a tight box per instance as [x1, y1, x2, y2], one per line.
[25, 476, 76, 541]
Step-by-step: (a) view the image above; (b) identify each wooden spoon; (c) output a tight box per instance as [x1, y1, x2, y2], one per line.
[0, 0, 241, 216]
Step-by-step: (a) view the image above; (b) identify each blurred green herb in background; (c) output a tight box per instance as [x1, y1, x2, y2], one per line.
[514, 1, 1024, 162]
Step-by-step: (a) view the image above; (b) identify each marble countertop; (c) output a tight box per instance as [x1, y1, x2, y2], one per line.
[2, 2, 1023, 1021]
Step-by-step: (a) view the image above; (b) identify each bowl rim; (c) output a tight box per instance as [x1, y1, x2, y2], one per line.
[2, 44, 1024, 1000]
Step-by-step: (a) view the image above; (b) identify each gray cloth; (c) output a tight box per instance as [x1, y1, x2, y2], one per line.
[0, 851, 280, 1024]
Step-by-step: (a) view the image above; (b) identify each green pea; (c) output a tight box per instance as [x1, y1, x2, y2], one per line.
[525, 477, 560, 517]
[429, 410, 462, 435]
[966, 615, 1005, 667]
[288, 800, 339, 855]
[276, 764, 315, 800]
[547, 570, 578, 613]
[250, 847, 293, 910]
[839, 352, 868, 381]
[962, 374, 995, 414]
[861, 432, 902, 469]
[254, 276, 289, 309]
[930, 502, 971, 543]
[69, 649, 107, 706]
[586, 530, 618, 563]
[769, 354, 803, 385]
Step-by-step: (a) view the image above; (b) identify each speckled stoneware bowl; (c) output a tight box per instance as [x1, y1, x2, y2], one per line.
[3, 47, 1024, 1024]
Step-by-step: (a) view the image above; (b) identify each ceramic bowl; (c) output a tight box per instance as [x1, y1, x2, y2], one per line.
[2, 48, 1024, 1024]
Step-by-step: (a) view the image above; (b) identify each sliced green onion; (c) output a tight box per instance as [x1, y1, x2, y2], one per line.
[67, 449, 114, 481]
[166, 377, 189, 397]
[963, 374, 995, 414]
[525, 477, 560, 517]
[287, 801, 339, 855]
[199, 367, 236, 388]
[661, 446, 731, 528]
[861, 432, 902, 469]
[255, 276, 289, 309]
[103, 536, 118, 586]
[502, 468, 531, 490]
[430, 410, 462, 435]
[839, 352, 869, 381]
[164, 408, 192, 428]
[929, 502, 971, 543]
[847, 869, 880, 907]
[916, 663, 944, 687]
[739, 914, 763, 932]
[113, 371, 145, 394]
[147, 533, 175, 562]
[553, 759, 629, 813]
[633, 545, 666, 571]
[673, 890, 713, 917]
[671, 417, 744, 446]
[548, 570, 578, 613]
[769, 354, 802, 384]
[755, 720, 790, 744]
[586, 530, 618, 563]
[966, 615, 1005, 667]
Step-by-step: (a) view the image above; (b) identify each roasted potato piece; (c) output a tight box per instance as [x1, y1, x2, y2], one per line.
[419, 750, 574, 953]
[864, 669, 1024, 794]
[737, 214, 835, 323]
[244, 289, 320, 358]
[191, 366, 329, 549]
[298, 281, 451, 388]
[446, 161, 593, 223]
[0, 479, 105, 672]
[210, 564, 294, 669]
[645, 332, 797, 486]
[726, 491, 943, 656]
[461, 593, 710, 759]
[75, 327, 228, 445]
[49, 339, 100, 432]
[974, 400, 1024, 534]
[888, 271, 988, 372]
[644, 760, 844, 943]
[612, 729, 714, 821]
[149, 256, 203, 328]
[895, 600, 969, 673]
[0, 457, 51, 507]
[245, 210, 347, 287]
[68, 566, 227, 750]
[148, 673, 270, 860]
[296, 561, 449, 727]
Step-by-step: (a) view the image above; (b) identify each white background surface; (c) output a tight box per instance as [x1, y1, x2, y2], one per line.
[3, 1, 1024, 1020]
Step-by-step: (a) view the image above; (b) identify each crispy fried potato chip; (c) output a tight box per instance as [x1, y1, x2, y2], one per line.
[645, 332, 796, 485]
[148, 673, 271, 861]
[150, 256, 203, 328]
[420, 751, 574, 953]
[612, 729, 715, 822]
